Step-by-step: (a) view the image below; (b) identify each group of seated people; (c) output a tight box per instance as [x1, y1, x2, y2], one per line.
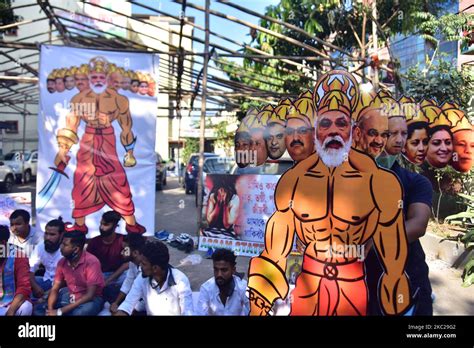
[0, 209, 249, 316]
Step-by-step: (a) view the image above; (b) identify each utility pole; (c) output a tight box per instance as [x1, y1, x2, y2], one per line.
[371, 0, 379, 90]
[196, 0, 210, 233]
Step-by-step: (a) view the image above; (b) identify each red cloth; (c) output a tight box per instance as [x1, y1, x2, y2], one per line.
[87, 234, 125, 273]
[290, 255, 367, 316]
[0, 255, 32, 300]
[54, 251, 104, 301]
[72, 126, 135, 218]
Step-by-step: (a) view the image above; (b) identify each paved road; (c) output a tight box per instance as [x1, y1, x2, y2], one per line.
[14, 176, 474, 314]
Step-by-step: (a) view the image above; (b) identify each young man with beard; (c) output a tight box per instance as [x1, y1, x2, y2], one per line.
[247, 71, 411, 316]
[114, 240, 194, 316]
[45, 231, 104, 316]
[9, 209, 41, 258]
[109, 234, 146, 314]
[29, 217, 65, 300]
[87, 211, 129, 303]
[365, 101, 433, 316]
[196, 249, 249, 316]
[0, 225, 32, 316]
[54, 56, 146, 235]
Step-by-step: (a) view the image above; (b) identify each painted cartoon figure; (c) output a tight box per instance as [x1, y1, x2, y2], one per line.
[247, 70, 411, 316]
[53, 56, 146, 235]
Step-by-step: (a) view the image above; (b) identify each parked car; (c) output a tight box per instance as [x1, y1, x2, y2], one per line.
[0, 160, 15, 193]
[2, 149, 38, 183]
[156, 152, 167, 190]
[230, 157, 294, 175]
[184, 153, 219, 194]
[195, 156, 235, 206]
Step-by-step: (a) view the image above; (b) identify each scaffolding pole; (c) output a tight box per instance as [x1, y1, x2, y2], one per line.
[196, 0, 210, 234]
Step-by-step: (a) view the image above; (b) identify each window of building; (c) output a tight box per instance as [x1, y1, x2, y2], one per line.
[1, 121, 19, 134]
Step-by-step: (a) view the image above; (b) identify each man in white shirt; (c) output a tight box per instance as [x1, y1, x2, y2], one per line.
[9, 209, 41, 257]
[114, 240, 194, 316]
[109, 234, 145, 314]
[29, 218, 65, 301]
[197, 248, 249, 316]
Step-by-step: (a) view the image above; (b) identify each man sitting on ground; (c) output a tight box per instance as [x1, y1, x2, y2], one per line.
[0, 225, 32, 316]
[109, 234, 146, 314]
[44, 231, 105, 316]
[114, 240, 194, 316]
[87, 211, 129, 303]
[9, 209, 41, 257]
[29, 217, 65, 300]
[196, 248, 249, 315]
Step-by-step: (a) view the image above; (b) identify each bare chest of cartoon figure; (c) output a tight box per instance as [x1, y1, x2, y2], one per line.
[79, 91, 120, 127]
[290, 163, 379, 262]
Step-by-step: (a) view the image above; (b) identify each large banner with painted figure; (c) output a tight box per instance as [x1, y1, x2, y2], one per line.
[37, 45, 158, 237]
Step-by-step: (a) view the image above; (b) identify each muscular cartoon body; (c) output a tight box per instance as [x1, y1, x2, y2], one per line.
[248, 149, 410, 315]
[55, 57, 145, 234]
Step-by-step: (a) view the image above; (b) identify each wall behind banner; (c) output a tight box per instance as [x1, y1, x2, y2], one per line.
[37, 45, 158, 237]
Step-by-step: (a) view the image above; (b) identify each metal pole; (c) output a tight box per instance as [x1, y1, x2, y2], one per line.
[21, 98, 27, 184]
[372, 0, 379, 90]
[196, 0, 210, 233]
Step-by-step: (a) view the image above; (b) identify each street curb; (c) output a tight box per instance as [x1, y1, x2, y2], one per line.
[420, 232, 473, 269]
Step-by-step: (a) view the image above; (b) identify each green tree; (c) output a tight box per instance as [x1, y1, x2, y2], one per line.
[405, 60, 474, 113]
[212, 120, 234, 157]
[219, 0, 462, 108]
[182, 137, 199, 165]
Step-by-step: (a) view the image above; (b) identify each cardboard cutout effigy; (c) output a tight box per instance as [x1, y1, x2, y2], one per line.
[37, 45, 158, 237]
[246, 70, 412, 316]
[235, 69, 473, 316]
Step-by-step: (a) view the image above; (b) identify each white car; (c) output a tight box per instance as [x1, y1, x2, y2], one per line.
[2, 150, 38, 183]
[0, 160, 15, 193]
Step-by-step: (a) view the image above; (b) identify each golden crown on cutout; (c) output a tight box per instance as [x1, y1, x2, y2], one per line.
[314, 70, 359, 119]
[54, 68, 66, 79]
[441, 101, 472, 133]
[89, 56, 109, 74]
[288, 90, 316, 126]
[77, 64, 89, 75]
[256, 104, 274, 127]
[353, 87, 376, 122]
[239, 107, 259, 132]
[68, 66, 78, 76]
[47, 69, 56, 80]
[270, 98, 293, 126]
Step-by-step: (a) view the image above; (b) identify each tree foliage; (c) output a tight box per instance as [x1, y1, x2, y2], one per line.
[405, 60, 474, 112]
[218, 0, 468, 109]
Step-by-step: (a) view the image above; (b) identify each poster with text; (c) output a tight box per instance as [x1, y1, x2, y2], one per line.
[199, 174, 296, 257]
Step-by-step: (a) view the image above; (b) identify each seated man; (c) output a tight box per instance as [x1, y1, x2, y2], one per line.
[114, 240, 194, 316]
[9, 209, 41, 257]
[196, 248, 249, 316]
[44, 231, 105, 316]
[110, 234, 146, 314]
[29, 217, 65, 300]
[87, 211, 129, 303]
[0, 225, 32, 316]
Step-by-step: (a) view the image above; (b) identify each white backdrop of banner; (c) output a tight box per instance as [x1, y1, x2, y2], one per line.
[37, 45, 158, 237]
